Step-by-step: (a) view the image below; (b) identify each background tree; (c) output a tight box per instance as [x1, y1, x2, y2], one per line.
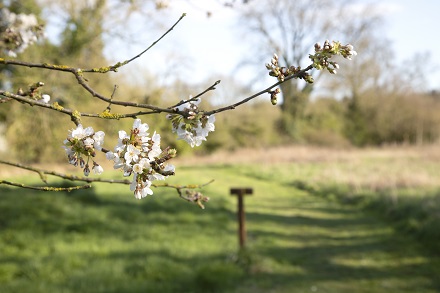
[1, 0, 118, 162]
[238, 0, 381, 140]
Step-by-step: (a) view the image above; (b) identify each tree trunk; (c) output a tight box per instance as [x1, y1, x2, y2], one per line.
[279, 79, 313, 140]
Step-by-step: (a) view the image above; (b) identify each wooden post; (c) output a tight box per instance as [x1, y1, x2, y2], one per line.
[230, 187, 253, 249]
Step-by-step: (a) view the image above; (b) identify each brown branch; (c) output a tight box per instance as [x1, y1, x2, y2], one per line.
[0, 90, 175, 120]
[0, 59, 79, 73]
[1, 90, 76, 115]
[72, 73, 177, 114]
[0, 96, 13, 103]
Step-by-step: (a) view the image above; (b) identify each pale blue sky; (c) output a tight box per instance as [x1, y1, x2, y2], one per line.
[385, 0, 440, 89]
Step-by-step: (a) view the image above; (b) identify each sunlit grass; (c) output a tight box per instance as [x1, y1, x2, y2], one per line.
[1, 146, 440, 292]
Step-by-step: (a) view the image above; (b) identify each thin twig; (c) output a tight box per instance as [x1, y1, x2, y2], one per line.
[0, 160, 212, 207]
[169, 80, 221, 109]
[0, 180, 92, 192]
[0, 159, 214, 188]
[204, 65, 314, 116]
[0, 14, 187, 74]
[0, 14, 188, 116]
[0, 160, 48, 183]
[152, 179, 215, 189]
[106, 84, 119, 111]
[110, 13, 187, 71]
[0, 159, 131, 184]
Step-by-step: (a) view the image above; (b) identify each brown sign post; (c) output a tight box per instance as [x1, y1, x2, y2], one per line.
[230, 187, 253, 249]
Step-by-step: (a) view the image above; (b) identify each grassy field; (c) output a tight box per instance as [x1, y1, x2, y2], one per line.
[1, 146, 440, 292]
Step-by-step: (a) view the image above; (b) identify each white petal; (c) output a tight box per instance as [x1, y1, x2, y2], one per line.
[132, 119, 141, 129]
[118, 130, 128, 140]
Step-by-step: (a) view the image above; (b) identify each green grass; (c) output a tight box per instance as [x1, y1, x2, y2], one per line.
[233, 157, 440, 253]
[0, 164, 439, 292]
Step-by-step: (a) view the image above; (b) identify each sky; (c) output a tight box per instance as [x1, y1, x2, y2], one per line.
[384, 0, 440, 90]
[112, 0, 440, 92]
[41, 0, 440, 93]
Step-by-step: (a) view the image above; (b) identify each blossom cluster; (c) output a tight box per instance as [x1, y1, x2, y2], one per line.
[265, 53, 314, 84]
[63, 124, 105, 176]
[0, 8, 43, 57]
[106, 119, 176, 199]
[167, 98, 215, 147]
[310, 40, 357, 74]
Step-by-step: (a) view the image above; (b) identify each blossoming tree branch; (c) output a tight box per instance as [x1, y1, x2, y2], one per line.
[0, 8, 356, 208]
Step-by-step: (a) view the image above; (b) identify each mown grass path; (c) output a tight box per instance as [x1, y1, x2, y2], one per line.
[199, 165, 440, 293]
[0, 164, 439, 292]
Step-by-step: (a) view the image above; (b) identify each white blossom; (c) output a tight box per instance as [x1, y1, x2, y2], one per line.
[1, 8, 43, 57]
[130, 175, 153, 200]
[70, 124, 94, 140]
[132, 163, 144, 174]
[106, 118, 175, 198]
[132, 118, 149, 137]
[93, 131, 105, 151]
[148, 132, 162, 159]
[168, 99, 216, 147]
[124, 144, 140, 164]
[83, 137, 94, 147]
[63, 124, 105, 176]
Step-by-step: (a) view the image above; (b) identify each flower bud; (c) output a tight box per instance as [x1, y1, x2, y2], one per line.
[68, 154, 77, 166]
[270, 89, 279, 105]
[314, 42, 321, 51]
[79, 157, 85, 168]
[93, 163, 104, 175]
[39, 94, 50, 103]
[83, 164, 90, 176]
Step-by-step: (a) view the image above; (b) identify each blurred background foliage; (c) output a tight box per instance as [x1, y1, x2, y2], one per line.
[1, 0, 440, 163]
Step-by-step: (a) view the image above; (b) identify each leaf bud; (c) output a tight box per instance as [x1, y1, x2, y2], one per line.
[168, 148, 177, 158]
